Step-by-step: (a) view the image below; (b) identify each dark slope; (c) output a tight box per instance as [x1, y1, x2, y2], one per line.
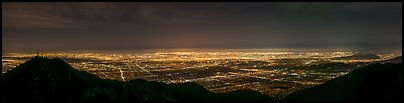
[1, 56, 123, 101]
[1, 56, 275, 101]
[283, 62, 403, 101]
[122, 79, 274, 101]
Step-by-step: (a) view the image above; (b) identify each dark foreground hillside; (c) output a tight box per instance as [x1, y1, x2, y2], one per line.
[1, 56, 274, 101]
[284, 61, 403, 101]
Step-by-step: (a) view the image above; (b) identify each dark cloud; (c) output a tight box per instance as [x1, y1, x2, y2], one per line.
[2, 2, 402, 52]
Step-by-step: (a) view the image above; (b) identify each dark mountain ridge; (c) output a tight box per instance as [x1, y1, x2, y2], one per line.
[283, 61, 403, 101]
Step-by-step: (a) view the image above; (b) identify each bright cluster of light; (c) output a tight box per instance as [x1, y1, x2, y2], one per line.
[2, 49, 401, 98]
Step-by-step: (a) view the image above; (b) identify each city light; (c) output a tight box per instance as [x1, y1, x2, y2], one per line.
[2, 49, 402, 98]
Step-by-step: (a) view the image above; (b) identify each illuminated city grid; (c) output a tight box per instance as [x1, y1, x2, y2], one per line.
[2, 49, 402, 98]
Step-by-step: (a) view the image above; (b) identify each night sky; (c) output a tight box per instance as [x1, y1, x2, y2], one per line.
[2, 2, 402, 52]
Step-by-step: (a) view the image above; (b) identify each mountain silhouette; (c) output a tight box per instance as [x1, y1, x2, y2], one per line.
[1, 56, 123, 101]
[1, 56, 274, 101]
[283, 62, 403, 101]
[332, 53, 380, 60]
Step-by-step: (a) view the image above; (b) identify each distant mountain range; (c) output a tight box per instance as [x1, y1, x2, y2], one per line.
[332, 53, 380, 60]
[1, 56, 402, 101]
[382, 56, 402, 64]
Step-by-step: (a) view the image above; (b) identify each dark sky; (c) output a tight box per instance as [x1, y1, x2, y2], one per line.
[2, 2, 402, 52]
